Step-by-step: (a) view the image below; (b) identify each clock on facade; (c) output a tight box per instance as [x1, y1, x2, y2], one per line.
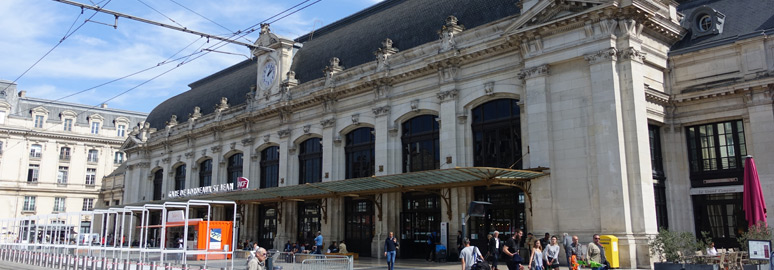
[261, 60, 277, 89]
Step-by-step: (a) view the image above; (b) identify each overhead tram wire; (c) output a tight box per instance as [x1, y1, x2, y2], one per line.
[0, 0, 114, 94]
[167, 0, 249, 43]
[38, 0, 320, 107]
[135, 0, 185, 28]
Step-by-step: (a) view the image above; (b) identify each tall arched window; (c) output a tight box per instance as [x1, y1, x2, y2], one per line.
[299, 138, 322, 184]
[345, 127, 374, 179]
[472, 99, 522, 169]
[401, 115, 439, 172]
[227, 154, 243, 188]
[152, 170, 163, 201]
[199, 159, 212, 187]
[174, 165, 186, 190]
[261, 146, 279, 188]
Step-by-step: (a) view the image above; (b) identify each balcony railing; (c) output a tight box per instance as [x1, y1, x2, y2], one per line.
[60, 155, 71, 161]
[87, 157, 99, 163]
[29, 152, 41, 158]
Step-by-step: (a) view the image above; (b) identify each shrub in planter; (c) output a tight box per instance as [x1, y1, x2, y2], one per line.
[649, 229, 698, 263]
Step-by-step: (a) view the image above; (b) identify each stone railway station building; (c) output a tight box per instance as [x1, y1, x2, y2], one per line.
[120, 0, 774, 269]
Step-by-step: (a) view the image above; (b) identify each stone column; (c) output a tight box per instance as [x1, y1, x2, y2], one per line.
[241, 138, 255, 186]
[277, 129, 292, 186]
[321, 122, 336, 182]
[373, 106, 391, 176]
[210, 145, 223, 185]
[745, 87, 774, 226]
[618, 46, 659, 268]
[520, 64, 555, 232]
[584, 48, 638, 267]
[437, 89, 459, 168]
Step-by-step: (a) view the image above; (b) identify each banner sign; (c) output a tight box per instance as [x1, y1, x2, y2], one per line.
[237, 177, 249, 189]
[167, 210, 185, 223]
[167, 183, 234, 199]
[748, 240, 771, 261]
[689, 185, 743, 195]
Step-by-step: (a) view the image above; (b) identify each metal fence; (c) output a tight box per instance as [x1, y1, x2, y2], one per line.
[265, 251, 353, 270]
[0, 200, 238, 270]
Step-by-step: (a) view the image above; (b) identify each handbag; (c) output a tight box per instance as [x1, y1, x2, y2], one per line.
[473, 247, 491, 270]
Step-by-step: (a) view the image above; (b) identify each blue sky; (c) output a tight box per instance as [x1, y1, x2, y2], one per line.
[0, 0, 381, 113]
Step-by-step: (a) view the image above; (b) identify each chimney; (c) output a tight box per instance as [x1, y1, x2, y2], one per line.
[18, 90, 26, 98]
[100, 103, 108, 108]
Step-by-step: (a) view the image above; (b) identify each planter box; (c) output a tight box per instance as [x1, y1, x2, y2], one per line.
[654, 262, 719, 270]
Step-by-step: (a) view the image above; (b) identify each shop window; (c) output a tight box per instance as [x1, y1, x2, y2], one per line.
[199, 159, 212, 187]
[260, 146, 279, 188]
[686, 120, 746, 186]
[345, 127, 374, 179]
[299, 138, 322, 184]
[401, 115, 439, 173]
[472, 99, 522, 169]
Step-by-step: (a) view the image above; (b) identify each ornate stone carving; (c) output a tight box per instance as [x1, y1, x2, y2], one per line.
[438, 16, 464, 52]
[375, 38, 399, 71]
[288, 145, 297, 155]
[484, 82, 495, 96]
[457, 114, 468, 124]
[618, 19, 643, 39]
[162, 157, 170, 164]
[333, 135, 342, 145]
[410, 100, 420, 112]
[263, 134, 271, 143]
[241, 138, 254, 146]
[176, 155, 181, 162]
[184, 151, 194, 159]
[619, 47, 646, 62]
[321, 95, 337, 113]
[323, 57, 343, 88]
[351, 114, 360, 126]
[320, 118, 336, 128]
[278, 129, 291, 138]
[279, 107, 292, 124]
[166, 115, 178, 127]
[280, 71, 297, 101]
[215, 97, 229, 111]
[201, 149, 207, 157]
[584, 48, 618, 65]
[303, 125, 311, 134]
[518, 64, 550, 80]
[374, 83, 391, 100]
[210, 145, 222, 153]
[372, 106, 391, 117]
[437, 89, 459, 102]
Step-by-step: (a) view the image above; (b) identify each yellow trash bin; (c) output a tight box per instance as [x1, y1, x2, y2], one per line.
[598, 235, 619, 268]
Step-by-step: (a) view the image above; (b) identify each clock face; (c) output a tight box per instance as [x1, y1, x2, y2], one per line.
[261, 60, 276, 89]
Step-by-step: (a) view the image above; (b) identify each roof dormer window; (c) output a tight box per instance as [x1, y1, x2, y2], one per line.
[690, 6, 725, 39]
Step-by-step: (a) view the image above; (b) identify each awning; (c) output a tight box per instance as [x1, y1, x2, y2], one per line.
[205, 167, 546, 202]
[121, 167, 548, 220]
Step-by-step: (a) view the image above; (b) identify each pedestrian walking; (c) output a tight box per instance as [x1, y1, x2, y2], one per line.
[562, 233, 572, 268]
[384, 232, 399, 270]
[489, 231, 501, 270]
[460, 238, 485, 270]
[528, 240, 544, 270]
[587, 234, 607, 270]
[544, 236, 560, 269]
[503, 230, 523, 270]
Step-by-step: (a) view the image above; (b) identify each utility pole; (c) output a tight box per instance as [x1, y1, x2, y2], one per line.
[52, 0, 273, 52]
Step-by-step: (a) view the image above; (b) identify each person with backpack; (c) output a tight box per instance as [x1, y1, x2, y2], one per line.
[460, 238, 486, 270]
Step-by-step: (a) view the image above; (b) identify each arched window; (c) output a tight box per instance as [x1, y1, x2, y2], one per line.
[199, 159, 212, 187]
[260, 146, 279, 188]
[59, 147, 71, 160]
[345, 127, 374, 179]
[227, 154, 243, 188]
[472, 99, 522, 169]
[152, 170, 163, 201]
[299, 138, 322, 184]
[401, 115, 439, 172]
[174, 165, 186, 190]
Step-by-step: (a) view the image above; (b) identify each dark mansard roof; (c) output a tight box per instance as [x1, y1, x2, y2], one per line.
[145, 0, 521, 129]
